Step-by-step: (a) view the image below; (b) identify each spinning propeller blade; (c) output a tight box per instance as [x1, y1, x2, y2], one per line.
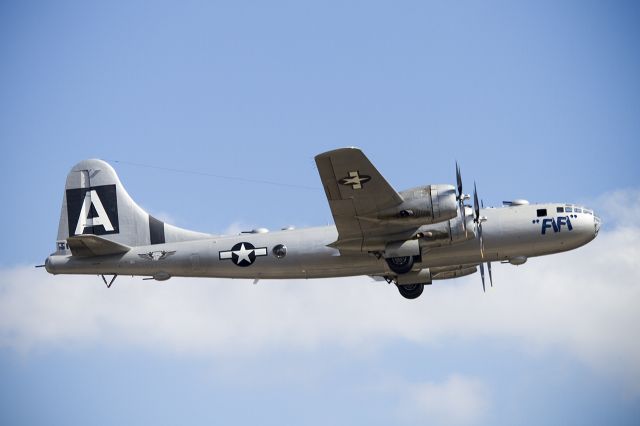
[456, 162, 463, 198]
[473, 182, 480, 221]
[455, 162, 466, 232]
[457, 166, 494, 292]
[488, 261, 493, 287]
[473, 182, 484, 258]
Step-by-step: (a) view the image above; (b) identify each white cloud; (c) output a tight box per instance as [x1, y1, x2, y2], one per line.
[1, 192, 640, 394]
[593, 188, 640, 227]
[401, 375, 489, 426]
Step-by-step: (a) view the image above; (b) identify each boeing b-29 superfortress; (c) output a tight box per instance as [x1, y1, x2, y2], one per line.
[43, 148, 600, 299]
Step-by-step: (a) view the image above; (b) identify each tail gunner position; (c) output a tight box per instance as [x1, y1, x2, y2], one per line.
[43, 148, 600, 299]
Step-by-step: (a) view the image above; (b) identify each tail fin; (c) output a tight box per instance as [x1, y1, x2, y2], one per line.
[56, 159, 210, 251]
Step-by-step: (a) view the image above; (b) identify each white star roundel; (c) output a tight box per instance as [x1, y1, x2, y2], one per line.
[219, 242, 268, 267]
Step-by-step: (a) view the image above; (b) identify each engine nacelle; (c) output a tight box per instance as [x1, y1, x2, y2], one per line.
[413, 207, 475, 250]
[375, 184, 457, 226]
[431, 265, 477, 280]
[396, 268, 432, 285]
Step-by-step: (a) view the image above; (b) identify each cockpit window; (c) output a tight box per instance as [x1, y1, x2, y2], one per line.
[575, 208, 582, 213]
[585, 209, 593, 215]
[565, 207, 573, 212]
[537, 208, 547, 217]
[556, 207, 564, 213]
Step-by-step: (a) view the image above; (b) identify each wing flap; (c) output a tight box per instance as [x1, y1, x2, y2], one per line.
[67, 234, 131, 258]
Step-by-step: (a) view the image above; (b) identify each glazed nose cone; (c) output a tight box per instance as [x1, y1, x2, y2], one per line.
[594, 213, 601, 237]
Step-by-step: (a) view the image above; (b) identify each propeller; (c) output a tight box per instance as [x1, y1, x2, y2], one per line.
[456, 164, 494, 292]
[478, 261, 494, 293]
[473, 182, 484, 258]
[455, 162, 467, 233]
[473, 182, 495, 292]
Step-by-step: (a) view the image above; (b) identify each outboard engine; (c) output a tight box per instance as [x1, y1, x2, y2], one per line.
[375, 184, 458, 226]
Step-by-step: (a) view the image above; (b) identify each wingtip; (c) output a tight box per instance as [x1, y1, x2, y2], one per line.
[314, 146, 363, 159]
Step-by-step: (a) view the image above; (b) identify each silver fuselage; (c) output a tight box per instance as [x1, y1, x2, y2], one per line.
[46, 203, 600, 281]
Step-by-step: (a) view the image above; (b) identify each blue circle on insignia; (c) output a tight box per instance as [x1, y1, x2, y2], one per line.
[230, 242, 257, 267]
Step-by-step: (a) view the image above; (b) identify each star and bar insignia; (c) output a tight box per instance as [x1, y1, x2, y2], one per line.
[339, 171, 371, 190]
[219, 242, 268, 267]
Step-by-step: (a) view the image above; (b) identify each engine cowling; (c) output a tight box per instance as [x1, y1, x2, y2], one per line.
[431, 265, 477, 280]
[375, 184, 458, 226]
[409, 207, 475, 251]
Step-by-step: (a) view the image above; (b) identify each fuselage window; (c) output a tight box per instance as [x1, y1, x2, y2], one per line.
[556, 207, 564, 213]
[272, 244, 287, 259]
[537, 208, 547, 217]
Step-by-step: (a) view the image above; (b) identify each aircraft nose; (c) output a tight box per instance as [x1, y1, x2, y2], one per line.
[593, 213, 602, 237]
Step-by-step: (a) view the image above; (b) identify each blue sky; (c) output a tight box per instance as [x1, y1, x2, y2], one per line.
[1, 1, 640, 425]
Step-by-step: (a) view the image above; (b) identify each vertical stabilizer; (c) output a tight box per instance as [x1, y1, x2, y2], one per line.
[55, 159, 210, 251]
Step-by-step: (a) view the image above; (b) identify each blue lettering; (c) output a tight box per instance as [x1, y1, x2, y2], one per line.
[540, 217, 573, 235]
[541, 218, 557, 235]
[557, 216, 566, 231]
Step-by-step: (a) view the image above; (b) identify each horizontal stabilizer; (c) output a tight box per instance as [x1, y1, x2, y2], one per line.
[67, 234, 131, 258]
